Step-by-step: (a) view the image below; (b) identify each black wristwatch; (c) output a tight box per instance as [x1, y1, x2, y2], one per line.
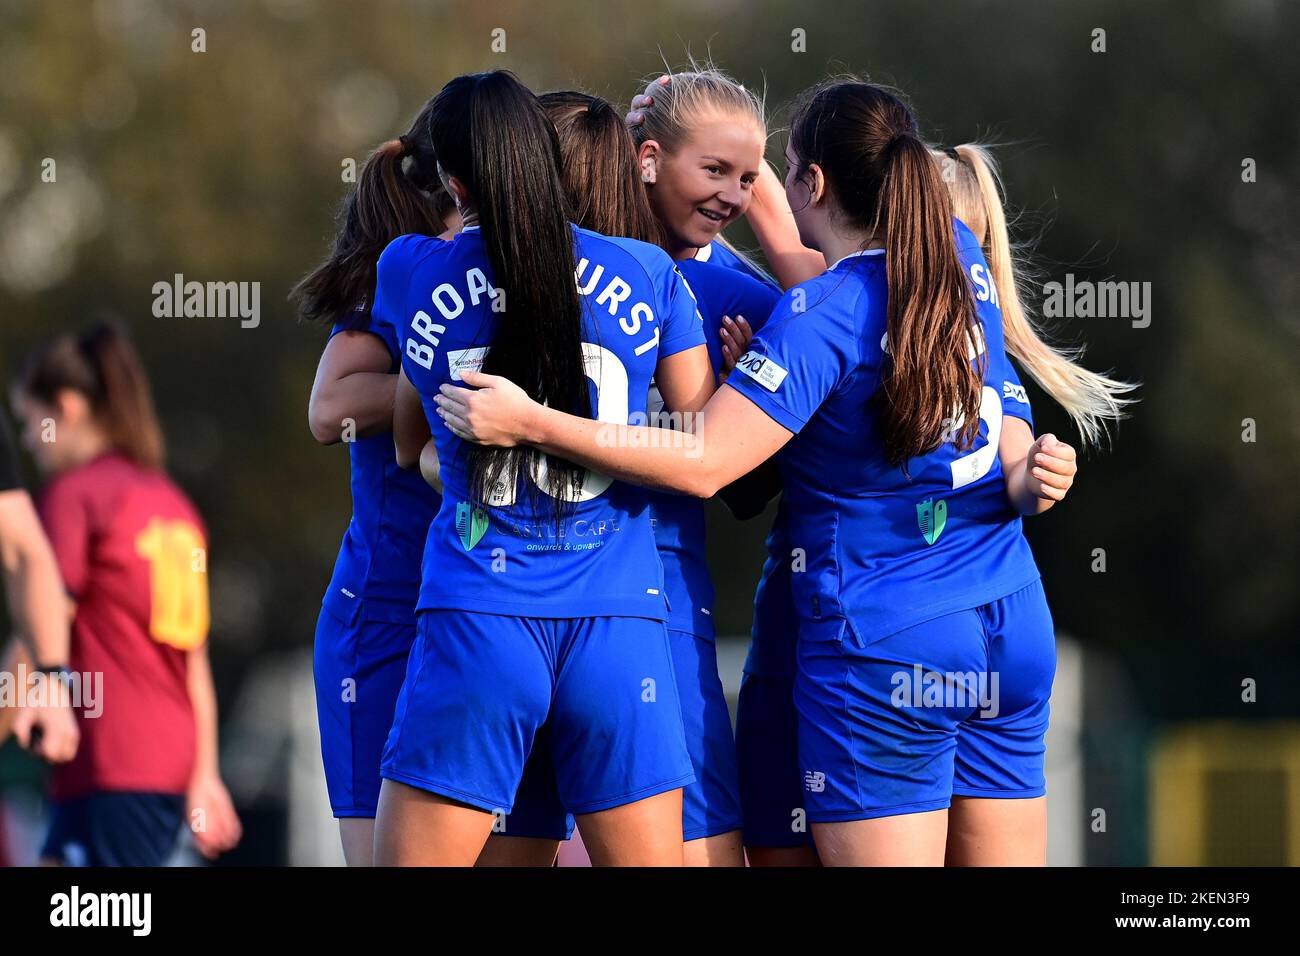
[34, 664, 74, 688]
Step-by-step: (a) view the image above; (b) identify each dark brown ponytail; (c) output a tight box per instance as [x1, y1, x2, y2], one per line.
[19, 323, 166, 470]
[291, 125, 454, 324]
[790, 80, 982, 467]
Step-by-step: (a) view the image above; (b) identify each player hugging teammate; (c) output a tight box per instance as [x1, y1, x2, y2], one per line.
[298, 65, 1134, 867]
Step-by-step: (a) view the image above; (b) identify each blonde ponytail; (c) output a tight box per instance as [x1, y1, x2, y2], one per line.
[953, 143, 1137, 448]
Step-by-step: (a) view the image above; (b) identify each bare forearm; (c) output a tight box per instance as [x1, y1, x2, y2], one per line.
[745, 210, 827, 289]
[13, 549, 71, 663]
[440, 374, 793, 497]
[1004, 456, 1055, 516]
[187, 650, 221, 779]
[308, 372, 397, 444]
[528, 406, 720, 497]
[419, 439, 443, 493]
[0, 505, 71, 664]
[746, 164, 827, 288]
[0, 640, 24, 744]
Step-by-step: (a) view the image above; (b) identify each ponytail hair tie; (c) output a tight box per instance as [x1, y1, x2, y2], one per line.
[884, 130, 913, 154]
[397, 134, 412, 155]
[941, 144, 961, 161]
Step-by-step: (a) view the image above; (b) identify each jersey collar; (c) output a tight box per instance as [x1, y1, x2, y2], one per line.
[828, 247, 885, 270]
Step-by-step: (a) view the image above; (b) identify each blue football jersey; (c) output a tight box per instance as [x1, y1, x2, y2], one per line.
[742, 493, 802, 678]
[728, 223, 1039, 645]
[381, 224, 706, 620]
[646, 258, 780, 636]
[695, 239, 777, 289]
[676, 259, 781, 377]
[322, 308, 441, 624]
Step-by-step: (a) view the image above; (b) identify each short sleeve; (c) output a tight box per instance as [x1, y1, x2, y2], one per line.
[37, 477, 91, 598]
[998, 355, 1034, 429]
[329, 306, 370, 338]
[724, 294, 859, 435]
[656, 266, 707, 359]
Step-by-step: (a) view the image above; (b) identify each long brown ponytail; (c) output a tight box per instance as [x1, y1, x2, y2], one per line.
[790, 80, 982, 467]
[540, 91, 663, 245]
[19, 323, 166, 470]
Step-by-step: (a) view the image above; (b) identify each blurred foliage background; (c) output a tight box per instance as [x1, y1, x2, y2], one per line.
[0, 0, 1296, 864]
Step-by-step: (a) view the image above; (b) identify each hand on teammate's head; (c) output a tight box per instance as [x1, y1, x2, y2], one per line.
[626, 74, 670, 127]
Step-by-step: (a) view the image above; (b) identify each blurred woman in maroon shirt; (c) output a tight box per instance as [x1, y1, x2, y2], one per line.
[11, 323, 241, 866]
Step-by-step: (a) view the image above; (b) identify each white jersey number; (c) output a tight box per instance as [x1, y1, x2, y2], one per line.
[949, 385, 1003, 489]
[948, 323, 1002, 489]
[488, 342, 626, 506]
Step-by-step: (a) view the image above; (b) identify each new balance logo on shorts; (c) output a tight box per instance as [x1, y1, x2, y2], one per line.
[804, 770, 826, 793]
